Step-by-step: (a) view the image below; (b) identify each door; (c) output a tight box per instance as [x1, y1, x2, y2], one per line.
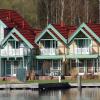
[6, 61, 18, 76]
[13, 61, 19, 76]
[6, 61, 11, 76]
[87, 59, 93, 73]
[79, 59, 85, 73]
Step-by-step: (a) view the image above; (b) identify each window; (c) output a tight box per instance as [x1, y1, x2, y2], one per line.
[8, 41, 15, 48]
[16, 42, 20, 48]
[53, 60, 59, 69]
[53, 40, 57, 48]
[40, 40, 57, 48]
[76, 39, 91, 48]
[14, 61, 18, 74]
[6, 61, 11, 76]
[45, 40, 50, 48]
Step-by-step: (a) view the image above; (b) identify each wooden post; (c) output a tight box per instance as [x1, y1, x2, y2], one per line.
[58, 75, 61, 83]
[37, 60, 38, 74]
[77, 75, 82, 90]
[0, 47, 1, 77]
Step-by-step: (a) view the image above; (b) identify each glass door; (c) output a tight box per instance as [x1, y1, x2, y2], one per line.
[6, 61, 11, 76]
[12, 61, 18, 76]
[6, 61, 19, 76]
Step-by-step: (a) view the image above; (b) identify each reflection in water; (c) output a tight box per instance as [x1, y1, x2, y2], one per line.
[0, 90, 39, 100]
[0, 88, 100, 100]
[62, 88, 100, 100]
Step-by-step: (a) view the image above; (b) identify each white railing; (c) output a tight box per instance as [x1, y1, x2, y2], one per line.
[0, 48, 28, 57]
[40, 48, 59, 55]
[75, 48, 90, 54]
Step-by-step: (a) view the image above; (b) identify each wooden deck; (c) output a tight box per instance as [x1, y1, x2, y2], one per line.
[0, 82, 70, 90]
[0, 83, 39, 90]
[70, 83, 100, 88]
[0, 83, 99, 90]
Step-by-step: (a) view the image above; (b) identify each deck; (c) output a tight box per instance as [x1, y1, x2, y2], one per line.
[0, 83, 39, 90]
[70, 83, 100, 88]
[0, 83, 99, 90]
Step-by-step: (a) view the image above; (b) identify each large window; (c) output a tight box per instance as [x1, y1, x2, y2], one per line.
[6, 61, 11, 76]
[45, 40, 50, 48]
[40, 40, 57, 48]
[8, 40, 20, 49]
[8, 41, 15, 48]
[53, 60, 62, 69]
[53, 60, 59, 69]
[13, 61, 19, 75]
[76, 39, 91, 48]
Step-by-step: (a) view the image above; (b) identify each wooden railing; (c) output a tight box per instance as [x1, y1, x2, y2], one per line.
[40, 48, 59, 55]
[69, 46, 99, 55]
[0, 48, 28, 57]
[75, 48, 90, 54]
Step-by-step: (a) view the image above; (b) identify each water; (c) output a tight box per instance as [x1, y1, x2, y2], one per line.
[0, 88, 100, 100]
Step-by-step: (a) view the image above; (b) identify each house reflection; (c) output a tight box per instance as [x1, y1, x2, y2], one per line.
[62, 88, 100, 100]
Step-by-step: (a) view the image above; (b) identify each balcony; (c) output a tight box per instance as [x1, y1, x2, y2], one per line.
[74, 48, 91, 54]
[0, 48, 28, 57]
[40, 48, 59, 55]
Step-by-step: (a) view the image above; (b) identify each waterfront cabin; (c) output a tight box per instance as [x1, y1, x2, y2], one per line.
[0, 9, 99, 80]
[35, 23, 68, 76]
[68, 23, 100, 75]
[0, 9, 35, 80]
[35, 23, 100, 76]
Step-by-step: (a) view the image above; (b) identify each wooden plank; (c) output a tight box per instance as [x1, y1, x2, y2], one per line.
[0, 83, 39, 89]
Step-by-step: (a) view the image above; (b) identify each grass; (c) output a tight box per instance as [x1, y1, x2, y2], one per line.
[27, 80, 63, 84]
[0, 79, 100, 84]
[26, 79, 100, 84]
[0, 80, 10, 84]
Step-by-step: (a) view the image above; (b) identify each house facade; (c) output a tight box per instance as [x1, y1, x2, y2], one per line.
[67, 23, 100, 75]
[0, 9, 35, 79]
[35, 24, 68, 76]
[0, 9, 99, 79]
[35, 23, 100, 76]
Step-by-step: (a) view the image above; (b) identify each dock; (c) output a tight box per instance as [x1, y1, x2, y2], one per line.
[0, 83, 39, 90]
[70, 83, 100, 88]
[0, 83, 99, 90]
[0, 82, 70, 90]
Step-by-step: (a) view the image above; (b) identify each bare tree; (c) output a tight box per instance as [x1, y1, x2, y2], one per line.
[84, 0, 89, 23]
[99, 0, 100, 23]
[60, 0, 64, 22]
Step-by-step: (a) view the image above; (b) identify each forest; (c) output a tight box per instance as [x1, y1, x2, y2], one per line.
[0, 0, 99, 28]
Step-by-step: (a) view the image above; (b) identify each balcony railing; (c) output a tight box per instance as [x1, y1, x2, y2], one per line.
[40, 48, 59, 55]
[0, 48, 28, 57]
[75, 48, 90, 54]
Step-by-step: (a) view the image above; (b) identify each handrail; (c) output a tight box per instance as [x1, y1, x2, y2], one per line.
[0, 48, 28, 57]
[40, 48, 59, 55]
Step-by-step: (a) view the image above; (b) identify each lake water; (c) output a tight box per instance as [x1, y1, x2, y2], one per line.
[0, 88, 100, 100]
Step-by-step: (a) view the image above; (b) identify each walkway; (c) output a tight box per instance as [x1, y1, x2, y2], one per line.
[70, 83, 100, 88]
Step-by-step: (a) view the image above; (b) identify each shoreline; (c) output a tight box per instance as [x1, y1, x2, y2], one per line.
[0, 82, 99, 90]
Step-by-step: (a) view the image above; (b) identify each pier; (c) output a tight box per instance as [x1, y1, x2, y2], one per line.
[0, 83, 39, 90]
[0, 82, 99, 90]
[0, 82, 70, 90]
[70, 83, 100, 88]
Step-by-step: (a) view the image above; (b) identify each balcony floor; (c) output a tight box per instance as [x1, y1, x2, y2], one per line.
[66, 54, 98, 58]
[36, 55, 64, 59]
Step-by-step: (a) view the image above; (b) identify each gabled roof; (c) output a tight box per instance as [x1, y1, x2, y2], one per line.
[35, 23, 68, 44]
[2, 28, 33, 48]
[87, 23, 100, 37]
[0, 9, 36, 48]
[68, 23, 100, 43]
[52, 24, 68, 39]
